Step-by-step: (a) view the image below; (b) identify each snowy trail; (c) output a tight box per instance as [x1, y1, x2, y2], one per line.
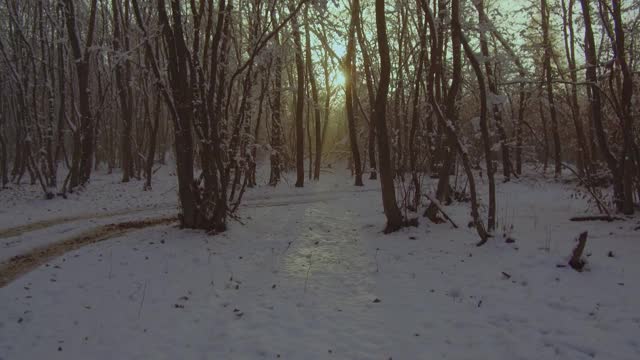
[0, 206, 176, 264]
[0, 184, 381, 285]
[213, 200, 386, 358]
[0, 204, 174, 240]
[0, 216, 176, 287]
[0, 186, 379, 265]
[0, 186, 378, 240]
[1, 175, 639, 359]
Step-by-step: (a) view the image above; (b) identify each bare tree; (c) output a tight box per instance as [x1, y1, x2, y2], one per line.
[374, 0, 403, 233]
[541, 0, 562, 177]
[63, 0, 99, 189]
[345, 2, 363, 186]
[291, 6, 305, 188]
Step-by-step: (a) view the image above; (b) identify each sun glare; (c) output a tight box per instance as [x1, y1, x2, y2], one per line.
[334, 71, 346, 87]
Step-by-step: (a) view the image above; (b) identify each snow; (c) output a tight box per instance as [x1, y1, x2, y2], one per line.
[1, 167, 639, 359]
[0, 166, 178, 230]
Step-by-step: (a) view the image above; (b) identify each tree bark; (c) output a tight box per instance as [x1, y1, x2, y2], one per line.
[374, 0, 403, 233]
[477, 0, 511, 182]
[354, 0, 377, 180]
[345, 5, 363, 186]
[611, 0, 636, 215]
[579, 0, 626, 213]
[269, 10, 284, 186]
[0, 123, 7, 188]
[461, 29, 496, 232]
[112, 0, 134, 183]
[63, 0, 98, 188]
[291, 10, 305, 188]
[541, 0, 562, 177]
[304, 10, 322, 181]
[423, 0, 462, 221]
[561, 0, 591, 175]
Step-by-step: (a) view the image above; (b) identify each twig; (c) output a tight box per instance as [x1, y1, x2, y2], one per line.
[516, 123, 612, 217]
[282, 241, 294, 254]
[303, 252, 313, 293]
[137, 280, 148, 319]
[160, 185, 176, 196]
[108, 248, 113, 279]
[560, 163, 611, 217]
[227, 213, 246, 226]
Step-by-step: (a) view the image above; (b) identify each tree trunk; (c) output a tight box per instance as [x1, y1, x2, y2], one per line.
[423, 0, 462, 221]
[579, 0, 625, 212]
[304, 11, 322, 181]
[354, 0, 377, 180]
[539, 98, 550, 172]
[561, 0, 591, 175]
[541, 0, 562, 177]
[53, 2, 67, 185]
[477, 0, 511, 182]
[134, 0, 201, 228]
[0, 126, 7, 188]
[292, 11, 305, 188]
[374, 0, 403, 233]
[112, 0, 134, 183]
[408, 12, 427, 209]
[516, 85, 525, 174]
[269, 10, 284, 186]
[144, 90, 161, 191]
[461, 29, 496, 232]
[63, 0, 98, 188]
[345, 7, 363, 186]
[611, 0, 635, 215]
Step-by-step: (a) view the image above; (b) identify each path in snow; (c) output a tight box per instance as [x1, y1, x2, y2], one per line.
[0, 185, 379, 284]
[0, 204, 174, 240]
[0, 179, 396, 359]
[1, 173, 639, 359]
[0, 216, 177, 287]
[0, 188, 377, 264]
[216, 200, 386, 358]
[0, 186, 378, 242]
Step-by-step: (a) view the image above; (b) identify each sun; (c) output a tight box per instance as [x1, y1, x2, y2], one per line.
[333, 71, 346, 87]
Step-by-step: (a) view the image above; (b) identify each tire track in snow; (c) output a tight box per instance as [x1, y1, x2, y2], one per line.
[0, 204, 175, 240]
[0, 216, 177, 287]
[0, 187, 379, 240]
[0, 187, 379, 288]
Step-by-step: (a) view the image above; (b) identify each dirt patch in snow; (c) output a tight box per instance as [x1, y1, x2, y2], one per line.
[0, 205, 173, 240]
[0, 216, 176, 287]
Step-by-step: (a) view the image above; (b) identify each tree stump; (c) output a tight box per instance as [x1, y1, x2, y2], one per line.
[569, 231, 588, 271]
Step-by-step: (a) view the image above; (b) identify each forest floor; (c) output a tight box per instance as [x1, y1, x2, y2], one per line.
[1, 165, 639, 360]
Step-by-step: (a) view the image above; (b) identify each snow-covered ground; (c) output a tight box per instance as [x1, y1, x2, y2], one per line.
[1, 167, 639, 359]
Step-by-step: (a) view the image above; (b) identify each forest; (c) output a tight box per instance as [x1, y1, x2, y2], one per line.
[0, 0, 639, 359]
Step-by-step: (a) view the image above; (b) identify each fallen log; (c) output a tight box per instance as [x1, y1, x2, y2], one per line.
[570, 216, 624, 222]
